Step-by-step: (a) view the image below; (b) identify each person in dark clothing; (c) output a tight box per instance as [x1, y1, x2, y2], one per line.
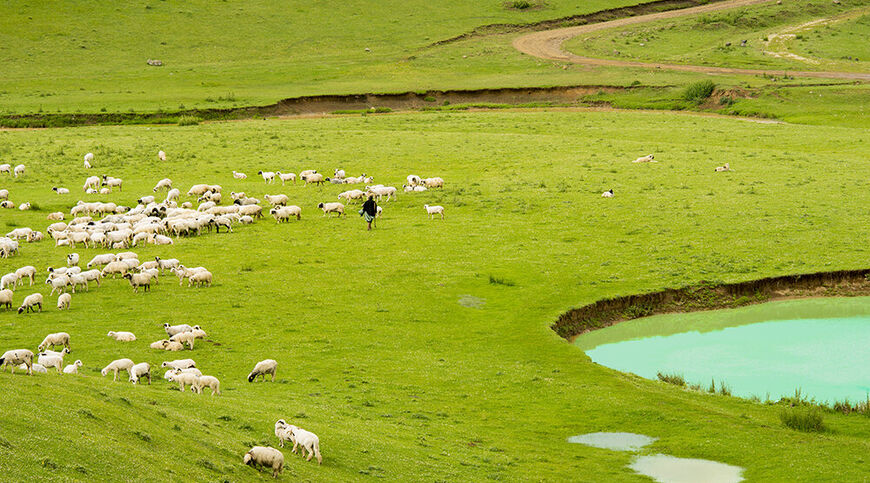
[361, 196, 378, 230]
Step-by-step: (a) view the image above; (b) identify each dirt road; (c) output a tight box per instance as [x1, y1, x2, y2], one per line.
[513, 0, 870, 81]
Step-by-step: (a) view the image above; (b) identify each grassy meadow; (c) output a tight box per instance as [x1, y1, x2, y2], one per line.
[2, 110, 870, 480]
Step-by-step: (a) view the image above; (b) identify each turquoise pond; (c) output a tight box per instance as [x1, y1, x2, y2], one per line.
[575, 297, 870, 403]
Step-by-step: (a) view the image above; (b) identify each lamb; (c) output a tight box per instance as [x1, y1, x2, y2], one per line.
[123, 272, 152, 293]
[164, 323, 194, 336]
[317, 202, 345, 217]
[333, 168, 345, 179]
[602, 189, 614, 198]
[158, 150, 166, 161]
[633, 154, 655, 163]
[161, 359, 196, 370]
[248, 359, 278, 382]
[57, 293, 71, 310]
[258, 171, 276, 184]
[47, 212, 65, 221]
[274, 419, 295, 448]
[243, 446, 284, 478]
[52, 187, 70, 195]
[18, 202, 31, 211]
[715, 162, 731, 172]
[24, 363, 47, 374]
[286, 425, 322, 464]
[107, 331, 136, 342]
[101, 261, 129, 278]
[169, 331, 195, 350]
[129, 362, 151, 384]
[422, 177, 444, 189]
[165, 188, 181, 202]
[231, 191, 246, 200]
[0, 289, 12, 310]
[239, 215, 254, 224]
[276, 172, 296, 185]
[0, 349, 34, 375]
[233, 171, 247, 180]
[84, 152, 94, 167]
[423, 204, 445, 220]
[37, 354, 64, 373]
[18, 293, 43, 313]
[63, 360, 83, 374]
[263, 194, 289, 207]
[67, 253, 80, 267]
[0, 272, 18, 291]
[270, 206, 301, 223]
[13, 164, 25, 177]
[188, 270, 213, 287]
[101, 358, 135, 381]
[0, 164, 10, 174]
[15, 266, 36, 286]
[167, 369, 200, 392]
[192, 375, 221, 395]
[302, 172, 325, 186]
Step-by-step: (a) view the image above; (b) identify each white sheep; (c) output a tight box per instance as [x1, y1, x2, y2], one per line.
[188, 270, 213, 287]
[102, 358, 135, 381]
[239, 215, 254, 224]
[101, 261, 129, 279]
[158, 150, 167, 161]
[0, 189, 7, 200]
[38, 332, 71, 352]
[715, 162, 730, 172]
[164, 323, 194, 336]
[190, 326, 207, 339]
[602, 189, 614, 198]
[102, 175, 123, 191]
[169, 331, 195, 350]
[22, 363, 47, 374]
[0, 272, 17, 291]
[258, 171, 276, 184]
[47, 212, 65, 221]
[302, 173, 325, 186]
[18, 202, 31, 211]
[52, 187, 70, 195]
[317, 202, 344, 217]
[243, 446, 284, 478]
[161, 359, 196, 370]
[0, 349, 34, 375]
[37, 354, 64, 373]
[0, 164, 10, 175]
[17, 293, 43, 313]
[406, 174, 422, 186]
[57, 293, 71, 310]
[129, 362, 151, 384]
[123, 272, 152, 293]
[0, 289, 12, 310]
[107, 331, 136, 342]
[67, 253, 80, 267]
[87, 253, 116, 268]
[15, 266, 36, 286]
[79, 269, 102, 287]
[286, 425, 322, 464]
[192, 375, 221, 395]
[633, 154, 655, 163]
[167, 369, 200, 392]
[270, 206, 301, 223]
[163, 367, 201, 381]
[13, 164, 25, 177]
[63, 360, 83, 374]
[423, 204, 445, 220]
[155, 257, 180, 272]
[233, 171, 247, 180]
[248, 359, 277, 382]
[276, 172, 296, 185]
[274, 419, 295, 448]
[0, 200, 14, 209]
[165, 188, 181, 203]
[263, 194, 289, 207]
[422, 177, 444, 189]
[84, 152, 94, 168]
[83, 175, 100, 191]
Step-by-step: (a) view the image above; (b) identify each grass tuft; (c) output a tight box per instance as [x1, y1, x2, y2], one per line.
[780, 407, 826, 432]
[656, 372, 686, 386]
[177, 115, 201, 126]
[683, 80, 716, 103]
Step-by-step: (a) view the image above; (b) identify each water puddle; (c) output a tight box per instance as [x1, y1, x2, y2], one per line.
[567, 432, 656, 451]
[630, 454, 744, 483]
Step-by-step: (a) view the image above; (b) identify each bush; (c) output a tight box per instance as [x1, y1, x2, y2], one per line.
[511, 0, 532, 9]
[683, 80, 716, 103]
[488, 275, 516, 287]
[780, 407, 826, 432]
[177, 115, 201, 126]
[424, 96, 436, 102]
[656, 372, 686, 386]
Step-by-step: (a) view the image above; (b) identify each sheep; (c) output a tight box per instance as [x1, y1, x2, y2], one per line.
[158, 150, 166, 161]
[263, 194, 289, 207]
[403, 184, 427, 192]
[633, 154, 655, 163]
[192, 374, 221, 395]
[338, 189, 366, 202]
[239, 215, 254, 224]
[15, 266, 36, 286]
[302, 172, 325, 186]
[83, 175, 101, 191]
[79, 269, 102, 287]
[602, 189, 614, 198]
[18, 293, 43, 314]
[129, 362, 151, 384]
[155, 257, 179, 272]
[422, 177, 444, 189]
[107, 331, 136, 342]
[247, 359, 278, 383]
[161, 359, 196, 370]
[286, 425, 322, 464]
[138, 195, 156, 205]
[18, 202, 31, 211]
[116, 252, 138, 261]
[68, 274, 88, 293]
[317, 202, 345, 217]
[366, 185, 397, 202]
[715, 162, 731, 172]
[406, 174, 422, 186]
[0, 164, 9, 174]
[37, 354, 64, 373]
[101, 175, 123, 191]
[0, 349, 34, 375]
[0, 189, 7, 200]
[276, 172, 296, 185]
[164, 323, 194, 336]
[299, 169, 317, 177]
[0, 272, 18, 291]
[169, 331, 195, 350]
[57, 293, 71, 310]
[170, 266, 205, 285]
[165, 188, 181, 202]
[38, 332, 71, 352]
[0, 201, 14, 209]
[87, 253, 116, 268]
[0, 289, 12, 310]
[163, 367, 201, 381]
[47, 212, 65, 221]
[233, 171, 247, 180]
[84, 152, 94, 167]
[270, 206, 301, 223]
[52, 187, 70, 195]
[123, 272, 152, 293]
[188, 270, 213, 287]
[243, 446, 284, 478]
[67, 253, 80, 267]
[234, 196, 260, 206]
[151, 340, 184, 351]
[258, 171, 276, 184]
[24, 363, 47, 374]
[63, 360, 83, 374]
[101, 261, 129, 279]
[274, 419, 295, 448]
[237, 204, 263, 219]
[13, 164, 25, 177]
[102, 358, 135, 381]
[423, 204, 445, 220]
[167, 369, 200, 391]
[231, 191, 246, 200]
[190, 326, 207, 339]
[187, 184, 210, 197]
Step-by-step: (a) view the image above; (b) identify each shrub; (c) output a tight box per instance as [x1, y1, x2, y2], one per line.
[177, 115, 201, 126]
[489, 275, 516, 287]
[780, 407, 826, 432]
[683, 80, 716, 103]
[424, 96, 436, 102]
[511, 0, 532, 9]
[656, 372, 685, 386]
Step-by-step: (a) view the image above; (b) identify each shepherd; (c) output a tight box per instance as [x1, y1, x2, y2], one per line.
[360, 195, 378, 230]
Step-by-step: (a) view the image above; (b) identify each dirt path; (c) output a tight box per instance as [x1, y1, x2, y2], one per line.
[513, 0, 870, 81]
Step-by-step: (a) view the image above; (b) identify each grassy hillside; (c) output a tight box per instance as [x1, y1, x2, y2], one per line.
[2, 110, 870, 480]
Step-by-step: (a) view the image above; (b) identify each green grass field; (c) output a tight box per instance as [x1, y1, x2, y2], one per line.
[2, 110, 870, 480]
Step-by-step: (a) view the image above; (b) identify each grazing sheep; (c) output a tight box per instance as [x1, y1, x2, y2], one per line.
[334, 168, 346, 179]
[53, 187, 70, 195]
[158, 150, 166, 161]
[79, 269, 102, 287]
[192, 375, 221, 395]
[422, 177, 444, 189]
[165, 188, 181, 202]
[169, 331, 195, 350]
[302, 173, 325, 186]
[263, 194, 289, 207]
[0, 201, 14, 209]
[248, 359, 278, 382]
[239, 215, 254, 224]
[243, 446, 284, 478]
[317, 202, 345, 217]
[13, 164, 25, 177]
[0, 272, 17, 291]
[83, 175, 101, 191]
[57, 293, 71, 310]
[101, 175, 123, 191]
[167, 369, 200, 392]
[366, 185, 397, 202]
[15, 266, 36, 286]
[163, 367, 201, 381]
[161, 359, 196, 370]
[18, 202, 31, 211]
[84, 152, 94, 167]
[423, 204, 445, 220]
[191, 326, 207, 339]
[164, 323, 194, 336]
[258, 171, 276, 184]
[233, 171, 247, 180]
[1, 349, 34, 375]
[0, 164, 9, 174]
[38, 332, 71, 352]
[102, 358, 135, 381]
[406, 174, 422, 186]
[715, 163, 731, 172]
[63, 360, 83, 374]
[0, 289, 12, 310]
[338, 189, 366, 202]
[270, 206, 301, 223]
[602, 189, 614, 198]
[155, 257, 180, 272]
[101, 261, 129, 279]
[37, 354, 64, 373]
[130, 362, 151, 384]
[274, 419, 295, 448]
[188, 270, 213, 288]
[123, 272, 152, 293]
[68, 273, 88, 293]
[286, 425, 322, 464]
[107, 331, 136, 342]
[18, 293, 43, 313]
[276, 172, 296, 185]
[633, 154, 655, 163]
[87, 253, 117, 268]
[299, 169, 317, 177]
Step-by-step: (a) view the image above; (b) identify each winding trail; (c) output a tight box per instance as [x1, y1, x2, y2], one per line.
[513, 0, 870, 81]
